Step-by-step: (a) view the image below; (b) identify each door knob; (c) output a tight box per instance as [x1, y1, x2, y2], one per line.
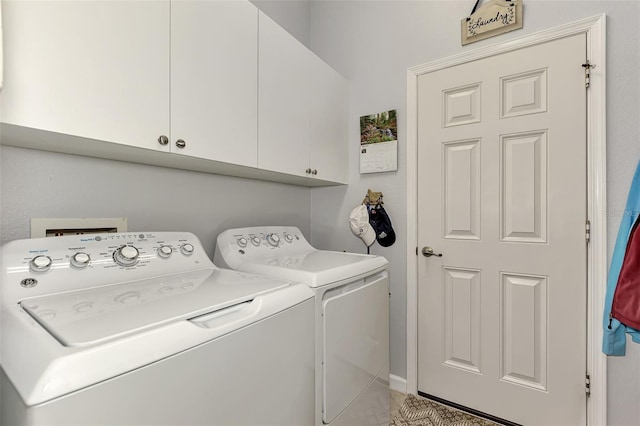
[421, 246, 442, 257]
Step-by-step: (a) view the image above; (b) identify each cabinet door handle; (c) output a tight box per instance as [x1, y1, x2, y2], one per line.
[158, 135, 169, 146]
[175, 139, 186, 149]
[311, 169, 318, 175]
[305, 168, 312, 174]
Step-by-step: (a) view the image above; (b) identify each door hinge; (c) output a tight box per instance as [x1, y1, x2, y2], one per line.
[585, 220, 591, 243]
[586, 373, 591, 397]
[582, 60, 596, 89]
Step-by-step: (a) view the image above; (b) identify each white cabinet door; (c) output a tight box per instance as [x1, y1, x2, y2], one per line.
[0, 0, 170, 151]
[258, 11, 310, 177]
[309, 54, 349, 184]
[171, 1, 258, 166]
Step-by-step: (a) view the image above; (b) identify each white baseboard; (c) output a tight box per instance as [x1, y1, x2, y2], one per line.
[389, 374, 407, 394]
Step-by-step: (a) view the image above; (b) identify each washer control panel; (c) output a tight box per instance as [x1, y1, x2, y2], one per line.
[2, 232, 214, 304]
[214, 226, 315, 270]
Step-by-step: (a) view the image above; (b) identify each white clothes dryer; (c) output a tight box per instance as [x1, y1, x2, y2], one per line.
[214, 226, 390, 426]
[1, 232, 315, 426]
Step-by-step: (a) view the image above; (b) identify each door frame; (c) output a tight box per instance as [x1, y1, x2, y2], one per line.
[406, 14, 607, 425]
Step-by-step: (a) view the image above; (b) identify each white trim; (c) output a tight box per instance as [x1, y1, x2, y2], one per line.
[389, 374, 408, 394]
[406, 14, 607, 425]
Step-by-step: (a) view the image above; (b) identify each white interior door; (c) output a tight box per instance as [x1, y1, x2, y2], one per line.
[417, 34, 587, 425]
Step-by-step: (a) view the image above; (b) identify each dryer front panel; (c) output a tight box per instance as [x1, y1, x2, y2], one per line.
[321, 270, 389, 424]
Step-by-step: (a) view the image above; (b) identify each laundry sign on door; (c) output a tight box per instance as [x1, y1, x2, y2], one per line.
[461, 0, 523, 45]
[360, 109, 397, 174]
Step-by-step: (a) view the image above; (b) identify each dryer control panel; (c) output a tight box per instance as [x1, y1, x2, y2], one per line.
[214, 226, 316, 270]
[1, 232, 214, 304]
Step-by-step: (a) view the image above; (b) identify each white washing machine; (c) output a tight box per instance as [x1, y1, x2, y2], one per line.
[1, 231, 315, 426]
[214, 226, 390, 426]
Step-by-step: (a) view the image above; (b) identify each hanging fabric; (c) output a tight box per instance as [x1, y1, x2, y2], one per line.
[603, 160, 640, 355]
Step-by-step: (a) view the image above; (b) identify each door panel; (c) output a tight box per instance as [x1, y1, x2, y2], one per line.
[417, 34, 587, 425]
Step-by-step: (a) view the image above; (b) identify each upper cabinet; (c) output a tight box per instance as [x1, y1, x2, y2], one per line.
[258, 11, 310, 178]
[0, 0, 171, 151]
[308, 53, 349, 184]
[170, 1, 258, 167]
[258, 11, 348, 184]
[1, 0, 348, 186]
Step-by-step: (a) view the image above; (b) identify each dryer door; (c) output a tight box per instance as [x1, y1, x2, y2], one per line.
[322, 270, 389, 424]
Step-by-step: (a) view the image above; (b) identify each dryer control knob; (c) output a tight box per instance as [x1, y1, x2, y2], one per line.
[250, 236, 261, 247]
[284, 233, 293, 243]
[237, 237, 248, 248]
[180, 243, 194, 256]
[158, 245, 173, 258]
[70, 252, 91, 269]
[114, 245, 139, 266]
[30, 255, 53, 272]
[266, 233, 280, 247]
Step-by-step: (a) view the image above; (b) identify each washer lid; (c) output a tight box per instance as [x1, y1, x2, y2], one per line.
[238, 250, 388, 287]
[19, 269, 290, 347]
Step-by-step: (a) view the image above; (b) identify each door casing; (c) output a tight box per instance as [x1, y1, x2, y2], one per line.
[405, 14, 607, 426]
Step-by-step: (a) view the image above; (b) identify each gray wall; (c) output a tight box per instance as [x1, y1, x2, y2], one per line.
[307, 1, 640, 425]
[250, 0, 311, 47]
[0, 147, 311, 259]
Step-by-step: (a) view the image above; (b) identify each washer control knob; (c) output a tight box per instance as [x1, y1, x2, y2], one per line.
[180, 243, 194, 256]
[284, 233, 293, 243]
[250, 236, 261, 247]
[267, 233, 280, 247]
[30, 255, 53, 272]
[70, 252, 91, 269]
[237, 237, 248, 248]
[157, 245, 173, 258]
[114, 245, 139, 266]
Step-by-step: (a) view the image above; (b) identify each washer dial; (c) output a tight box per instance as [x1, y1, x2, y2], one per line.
[284, 233, 294, 243]
[70, 252, 91, 269]
[114, 245, 139, 266]
[30, 255, 53, 272]
[250, 236, 261, 247]
[237, 237, 248, 248]
[266, 233, 280, 247]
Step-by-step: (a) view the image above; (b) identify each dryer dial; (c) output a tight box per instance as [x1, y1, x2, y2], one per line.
[114, 245, 139, 266]
[180, 243, 194, 256]
[157, 245, 173, 258]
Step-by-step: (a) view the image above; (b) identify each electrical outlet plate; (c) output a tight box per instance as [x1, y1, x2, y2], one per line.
[30, 218, 128, 238]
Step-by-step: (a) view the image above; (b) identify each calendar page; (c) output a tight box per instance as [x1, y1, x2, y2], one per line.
[360, 110, 398, 174]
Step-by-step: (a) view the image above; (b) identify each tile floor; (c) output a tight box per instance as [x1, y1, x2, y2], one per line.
[390, 389, 406, 415]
